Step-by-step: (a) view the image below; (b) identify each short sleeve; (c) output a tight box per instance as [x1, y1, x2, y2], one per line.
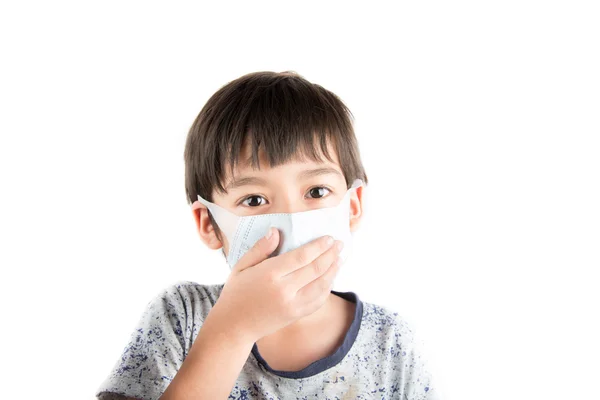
[398, 320, 442, 400]
[95, 285, 189, 400]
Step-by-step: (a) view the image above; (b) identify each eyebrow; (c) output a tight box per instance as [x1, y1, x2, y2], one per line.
[225, 167, 343, 191]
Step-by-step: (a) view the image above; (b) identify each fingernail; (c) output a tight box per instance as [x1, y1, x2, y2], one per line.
[326, 236, 334, 246]
[265, 228, 273, 239]
[335, 240, 344, 253]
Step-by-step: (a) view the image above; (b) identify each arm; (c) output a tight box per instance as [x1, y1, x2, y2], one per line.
[397, 318, 441, 400]
[95, 294, 247, 400]
[159, 303, 254, 400]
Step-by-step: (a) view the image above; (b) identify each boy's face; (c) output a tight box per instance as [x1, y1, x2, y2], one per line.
[192, 139, 364, 257]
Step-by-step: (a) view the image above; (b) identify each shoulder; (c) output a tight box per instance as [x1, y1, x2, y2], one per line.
[145, 280, 224, 321]
[360, 300, 416, 342]
[94, 281, 226, 400]
[154, 280, 224, 303]
[153, 280, 224, 301]
[356, 300, 440, 398]
[356, 300, 424, 366]
[128, 280, 225, 354]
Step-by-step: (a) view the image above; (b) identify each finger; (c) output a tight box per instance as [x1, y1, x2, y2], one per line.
[284, 240, 343, 291]
[276, 235, 335, 276]
[295, 255, 342, 312]
[233, 227, 280, 273]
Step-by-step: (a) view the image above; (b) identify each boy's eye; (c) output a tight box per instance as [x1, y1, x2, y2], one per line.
[241, 195, 266, 207]
[307, 186, 331, 199]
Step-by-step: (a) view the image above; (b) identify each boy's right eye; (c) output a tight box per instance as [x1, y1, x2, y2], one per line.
[240, 195, 267, 207]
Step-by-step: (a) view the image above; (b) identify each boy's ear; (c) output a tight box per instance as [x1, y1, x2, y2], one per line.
[191, 201, 224, 250]
[349, 185, 364, 233]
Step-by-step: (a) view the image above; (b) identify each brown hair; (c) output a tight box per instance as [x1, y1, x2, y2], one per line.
[184, 70, 368, 239]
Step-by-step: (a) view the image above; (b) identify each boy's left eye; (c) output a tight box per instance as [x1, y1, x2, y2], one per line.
[307, 186, 331, 199]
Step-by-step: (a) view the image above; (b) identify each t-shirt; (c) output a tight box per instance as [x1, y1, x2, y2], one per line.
[95, 281, 440, 400]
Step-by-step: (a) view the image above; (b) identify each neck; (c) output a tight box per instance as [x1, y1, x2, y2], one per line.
[269, 291, 338, 339]
[253, 290, 357, 372]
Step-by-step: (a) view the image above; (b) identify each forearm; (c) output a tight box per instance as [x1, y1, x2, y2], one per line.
[160, 305, 255, 400]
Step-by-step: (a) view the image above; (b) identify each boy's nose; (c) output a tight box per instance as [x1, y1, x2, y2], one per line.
[271, 199, 299, 214]
[270, 194, 307, 214]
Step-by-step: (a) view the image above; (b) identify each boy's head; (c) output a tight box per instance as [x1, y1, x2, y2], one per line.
[184, 71, 368, 259]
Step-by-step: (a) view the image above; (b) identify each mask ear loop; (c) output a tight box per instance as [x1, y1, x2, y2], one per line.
[350, 178, 364, 190]
[347, 178, 364, 228]
[196, 195, 242, 240]
[348, 179, 364, 206]
[337, 179, 363, 210]
[196, 194, 244, 268]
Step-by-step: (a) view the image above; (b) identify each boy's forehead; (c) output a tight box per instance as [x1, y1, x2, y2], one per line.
[215, 138, 346, 198]
[230, 138, 341, 174]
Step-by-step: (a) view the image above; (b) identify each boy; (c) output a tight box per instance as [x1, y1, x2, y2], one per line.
[95, 71, 439, 399]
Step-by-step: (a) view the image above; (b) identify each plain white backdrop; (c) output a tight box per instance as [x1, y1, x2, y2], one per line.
[1, 1, 598, 399]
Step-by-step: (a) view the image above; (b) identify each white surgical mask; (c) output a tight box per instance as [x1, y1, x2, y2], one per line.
[196, 179, 363, 270]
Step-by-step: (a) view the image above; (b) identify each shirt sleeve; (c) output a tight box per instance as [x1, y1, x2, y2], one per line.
[396, 317, 442, 400]
[95, 285, 189, 400]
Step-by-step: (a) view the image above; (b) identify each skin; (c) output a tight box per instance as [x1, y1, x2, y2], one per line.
[160, 140, 364, 399]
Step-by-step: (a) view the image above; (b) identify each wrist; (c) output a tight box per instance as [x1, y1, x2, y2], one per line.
[205, 302, 258, 347]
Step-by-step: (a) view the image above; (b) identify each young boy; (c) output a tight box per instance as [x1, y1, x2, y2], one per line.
[95, 71, 440, 399]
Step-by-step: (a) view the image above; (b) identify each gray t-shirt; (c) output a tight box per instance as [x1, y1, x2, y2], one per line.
[96, 281, 440, 399]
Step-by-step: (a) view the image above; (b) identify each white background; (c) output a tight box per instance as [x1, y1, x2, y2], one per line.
[1, 1, 598, 399]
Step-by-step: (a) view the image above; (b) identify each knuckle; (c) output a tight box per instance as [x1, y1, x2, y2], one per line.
[267, 273, 278, 286]
[274, 289, 286, 306]
[289, 302, 302, 318]
[332, 257, 341, 271]
[296, 248, 310, 265]
[319, 276, 331, 292]
[277, 283, 294, 304]
[265, 268, 279, 283]
[312, 260, 326, 276]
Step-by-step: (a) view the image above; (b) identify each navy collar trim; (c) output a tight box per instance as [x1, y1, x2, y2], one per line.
[250, 290, 363, 379]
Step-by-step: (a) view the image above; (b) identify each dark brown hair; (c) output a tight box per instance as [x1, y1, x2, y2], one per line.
[184, 70, 368, 239]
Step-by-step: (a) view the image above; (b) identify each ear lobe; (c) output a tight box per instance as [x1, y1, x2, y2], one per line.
[193, 206, 225, 250]
[209, 236, 224, 250]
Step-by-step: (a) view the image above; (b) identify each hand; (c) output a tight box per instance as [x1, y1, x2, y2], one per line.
[210, 227, 344, 343]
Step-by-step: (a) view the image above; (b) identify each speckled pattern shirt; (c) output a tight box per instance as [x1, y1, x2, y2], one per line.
[95, 281, 440, 400]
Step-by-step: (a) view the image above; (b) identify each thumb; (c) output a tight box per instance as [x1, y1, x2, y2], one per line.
[233, 227, 280, 273]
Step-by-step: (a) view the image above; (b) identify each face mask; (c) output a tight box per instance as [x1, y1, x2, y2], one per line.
[196, 179, 363, 270]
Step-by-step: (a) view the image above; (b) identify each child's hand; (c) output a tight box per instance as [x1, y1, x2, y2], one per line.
[210, 227, 343, 344]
